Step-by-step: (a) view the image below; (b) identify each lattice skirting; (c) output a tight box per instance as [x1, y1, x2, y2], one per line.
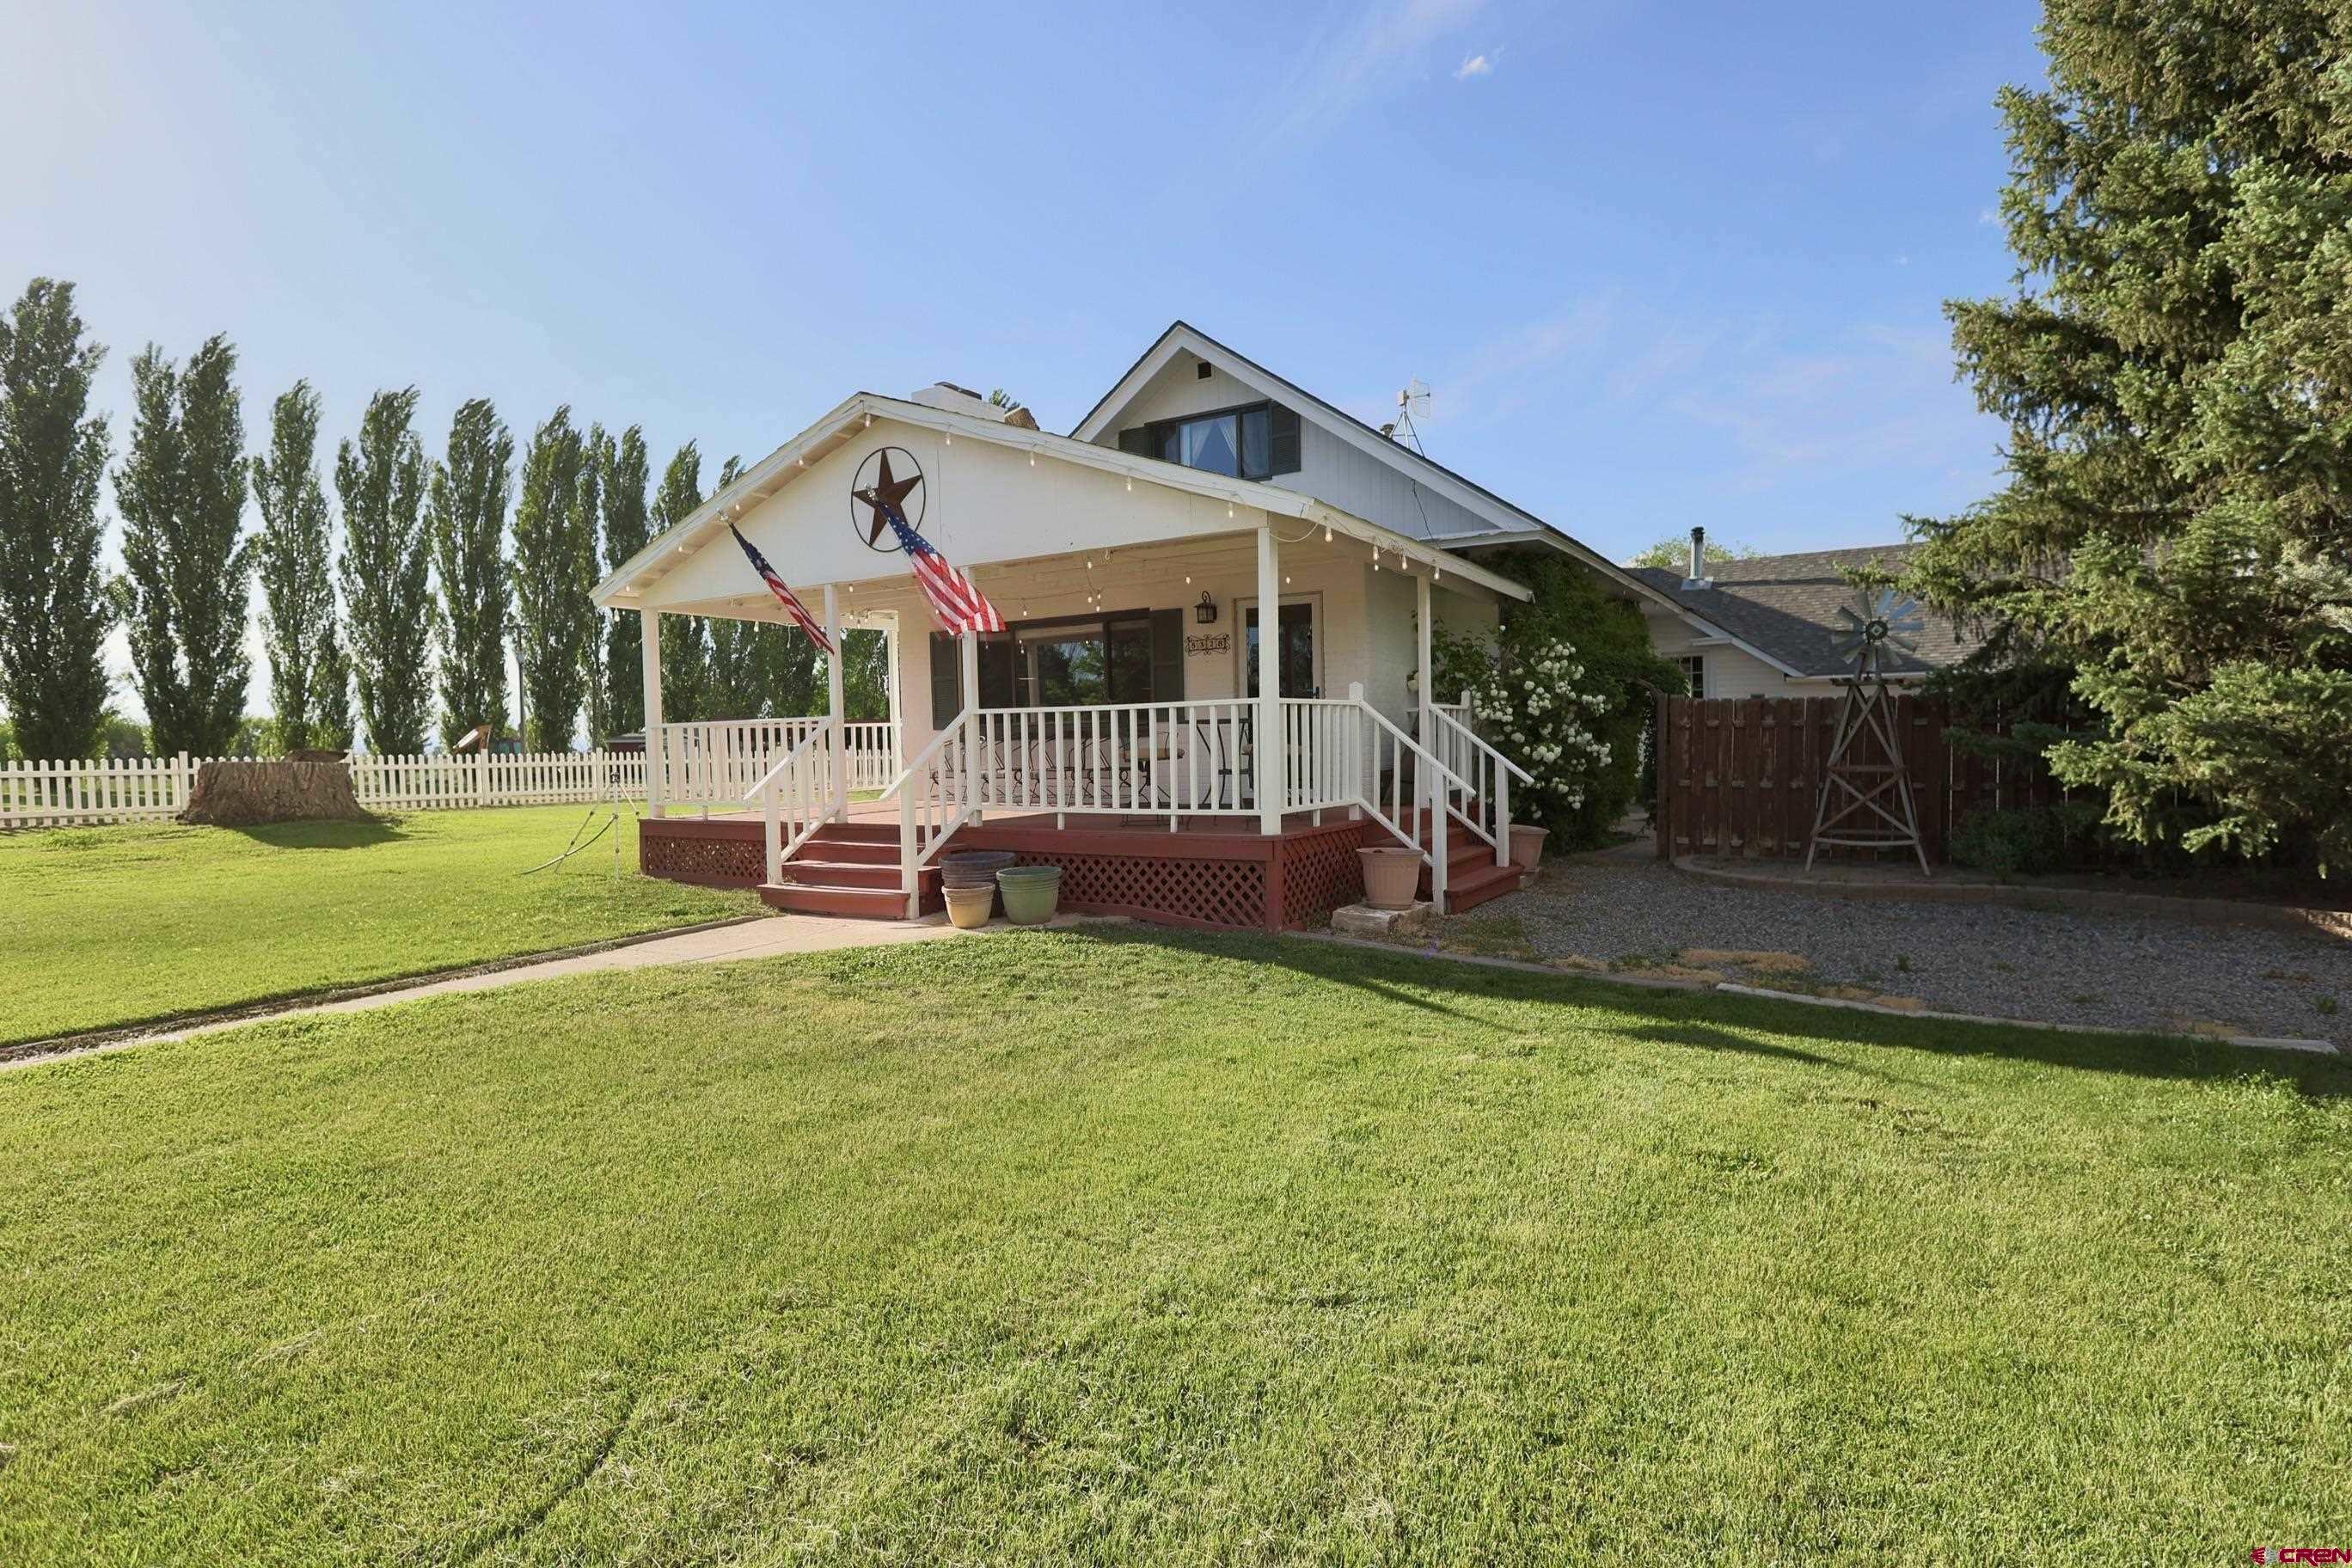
[641, 826, 763, 885]
[1277, 826, 1367, 928]
[1008, 849, 1267, 931]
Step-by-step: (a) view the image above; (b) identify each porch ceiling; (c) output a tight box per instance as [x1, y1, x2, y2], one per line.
[647, 526, 1511, 626]
[594, 391, 1529, 618]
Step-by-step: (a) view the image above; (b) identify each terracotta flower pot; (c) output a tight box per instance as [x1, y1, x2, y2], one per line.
[1508, 824, 1548, 872]
[943, 884, 995, 930]
[1357, 847, 1423, 910]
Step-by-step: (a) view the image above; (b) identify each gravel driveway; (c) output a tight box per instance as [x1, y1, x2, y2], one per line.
[1484, 859, 2350, 1048]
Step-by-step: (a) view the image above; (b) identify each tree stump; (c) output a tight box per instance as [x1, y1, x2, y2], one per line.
[179, 760, 372, 827]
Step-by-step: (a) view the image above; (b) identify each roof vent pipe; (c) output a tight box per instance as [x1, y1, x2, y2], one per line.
[1684, 525, 1712, 590]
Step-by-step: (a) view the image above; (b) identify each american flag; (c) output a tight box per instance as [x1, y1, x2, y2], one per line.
[727, 524, 834, 655]
[883, 503, 1005, 635]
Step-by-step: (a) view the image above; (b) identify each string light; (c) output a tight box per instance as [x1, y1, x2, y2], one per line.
[1324, 526, 1332, 542]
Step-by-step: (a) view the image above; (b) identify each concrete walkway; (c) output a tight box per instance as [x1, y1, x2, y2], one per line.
[10, 912, 1084, 1070]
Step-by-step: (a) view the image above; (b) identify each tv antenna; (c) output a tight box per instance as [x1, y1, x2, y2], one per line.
[1386, 378, 1431, 454]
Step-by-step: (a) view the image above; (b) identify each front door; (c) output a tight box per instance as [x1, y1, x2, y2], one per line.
[1243, 601, 1317, 697]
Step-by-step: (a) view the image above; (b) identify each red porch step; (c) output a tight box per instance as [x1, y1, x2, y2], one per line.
[757, 821, 943, 920]
[1386, 810, 1528, 916]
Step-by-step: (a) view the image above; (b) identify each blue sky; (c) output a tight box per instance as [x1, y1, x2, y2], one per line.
[3, 0, 2048, 720]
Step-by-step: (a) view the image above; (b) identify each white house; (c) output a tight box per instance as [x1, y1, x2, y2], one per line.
[592, 322, 1687, 931]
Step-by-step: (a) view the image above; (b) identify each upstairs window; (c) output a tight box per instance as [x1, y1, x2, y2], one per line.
[1118, 401, 1301, 480]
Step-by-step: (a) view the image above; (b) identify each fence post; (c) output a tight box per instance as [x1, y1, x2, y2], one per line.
[178, 750, 192, 812]
[477, 748, 490, 808]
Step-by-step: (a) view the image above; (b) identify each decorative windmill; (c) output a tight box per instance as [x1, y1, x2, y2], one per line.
[1804, 585, 1932, 874]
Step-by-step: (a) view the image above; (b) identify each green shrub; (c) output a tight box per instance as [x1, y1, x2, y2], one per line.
[1949, 803, 2107, 876]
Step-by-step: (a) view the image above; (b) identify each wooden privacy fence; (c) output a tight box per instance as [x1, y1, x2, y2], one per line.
[1655, 694, 2072, 864]
[1, 750, 649, 830]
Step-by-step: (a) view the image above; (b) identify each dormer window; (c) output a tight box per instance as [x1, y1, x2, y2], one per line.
[1117, 401, 1302, 480]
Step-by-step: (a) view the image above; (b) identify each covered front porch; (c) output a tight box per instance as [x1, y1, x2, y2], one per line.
[596, 391, 1535, 930]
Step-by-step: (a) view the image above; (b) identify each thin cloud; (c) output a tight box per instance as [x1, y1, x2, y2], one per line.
[1455, 49, 1499, 79]
[1255, 0, 1488, 146]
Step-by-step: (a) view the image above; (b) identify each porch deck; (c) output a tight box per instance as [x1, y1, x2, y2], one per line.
[640, 804, 1384, 933]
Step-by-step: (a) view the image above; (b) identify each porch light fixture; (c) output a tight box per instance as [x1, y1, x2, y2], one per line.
[1195, 591, 1217, 625]
[1324, 526, 1332, 542]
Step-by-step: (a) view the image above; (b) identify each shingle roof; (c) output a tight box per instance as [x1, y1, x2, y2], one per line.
[1630, 543, 1980, 677]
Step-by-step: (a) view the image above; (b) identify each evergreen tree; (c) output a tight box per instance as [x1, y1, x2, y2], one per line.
[0, 279, 113, 760]
[510, 406, 593, 750]
[252, 382, 340, 750]
[336, 388, 432, 755]
[578, 423, 610, 744]
[1914, 0, 2352, 869]
[600, 426, 651, 733]
[651, 440, 708, 722]
[113, 334, 252, 756]
[426, 398, 514, 749]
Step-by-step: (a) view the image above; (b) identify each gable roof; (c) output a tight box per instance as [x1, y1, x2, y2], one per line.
[592, 389, 1532, 609]
[1070, 321, 1696, 616]
[1630, 543, 1980, 678]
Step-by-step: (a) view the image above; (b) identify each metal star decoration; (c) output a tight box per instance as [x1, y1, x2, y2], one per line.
[852, 450, 924, 548]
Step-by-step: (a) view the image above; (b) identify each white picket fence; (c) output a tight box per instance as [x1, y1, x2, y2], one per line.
[0, 750, 649, 829]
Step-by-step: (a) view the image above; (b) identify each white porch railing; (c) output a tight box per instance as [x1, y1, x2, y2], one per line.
[1426, 704, 1533, 867]
[741, 718, 842, 885]
[860, 687, 1516, 914]
[652, 720, 899, 812]
[959, 701, 1262, 821]
[885, 713, 982, 917]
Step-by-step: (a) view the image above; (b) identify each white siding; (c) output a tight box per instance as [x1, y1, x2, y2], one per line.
[1642, 606, 1793, 701]
[1093, 353, 1498, 543]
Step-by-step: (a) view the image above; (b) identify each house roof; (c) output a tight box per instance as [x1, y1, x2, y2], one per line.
[1630, 543, 1981, 678]
[1069, 321, 1697, 618]
[591, 389, 1532, 610]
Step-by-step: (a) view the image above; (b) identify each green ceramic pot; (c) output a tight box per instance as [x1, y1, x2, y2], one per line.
[995, 865, 1063, 926]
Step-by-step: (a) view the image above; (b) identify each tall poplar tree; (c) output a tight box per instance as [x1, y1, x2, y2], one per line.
[1914, 0, 2352, 870]
[651, 440, 707, 722]
[704, 454, 764, 717]
[0, 279, 113, 760]
[252, 381, 340, 751]
[510, 406, 591, 750]
[427, 398, 514, 748]
[114, 334, 252, 756]
[577, 422, 610, 744]
[336, 387, 432, 755]
[313, 618, 356, 750]
[600, 426, 651, 733]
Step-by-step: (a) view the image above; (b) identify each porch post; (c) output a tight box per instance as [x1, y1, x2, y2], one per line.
[1416, 568, 1433, 747]
[824, 585, 848, 819]
[882, 613, 903, 771]
[640, 609, 665, 818]
[1256, 521, 1282, 836]
[959, 629, 980, 817]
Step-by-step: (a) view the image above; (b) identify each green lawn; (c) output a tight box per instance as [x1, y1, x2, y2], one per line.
[0, 806, 760, 1044]
[3, 929, 2344, 1564]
